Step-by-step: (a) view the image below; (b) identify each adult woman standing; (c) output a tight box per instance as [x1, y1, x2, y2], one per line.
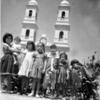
[0, 33, 19, 92]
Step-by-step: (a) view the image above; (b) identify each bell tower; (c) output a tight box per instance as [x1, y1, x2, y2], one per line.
[54, 0, 70, 51]
[21, 0, 38, 45]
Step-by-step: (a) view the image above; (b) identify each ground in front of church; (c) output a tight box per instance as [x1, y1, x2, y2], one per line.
[0, 92, 62, 100]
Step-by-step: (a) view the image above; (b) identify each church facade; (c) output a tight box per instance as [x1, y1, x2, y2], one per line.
[20, 0, 70, 52]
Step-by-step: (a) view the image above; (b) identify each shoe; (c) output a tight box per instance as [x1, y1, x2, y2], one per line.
[0, 90, 2, 93]
[36, 94, 40, 97]
[28, 91, 34, 97]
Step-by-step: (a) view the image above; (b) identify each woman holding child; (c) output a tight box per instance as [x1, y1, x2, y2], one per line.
[0, 33, 20, 92]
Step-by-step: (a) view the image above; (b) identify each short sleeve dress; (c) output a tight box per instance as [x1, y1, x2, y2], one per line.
[18, 51, 36, 77]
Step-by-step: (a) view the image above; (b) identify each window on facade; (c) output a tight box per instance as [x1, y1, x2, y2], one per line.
[29, 10, 32, 17]
[59, 31, 64, 40]
[25, 29, 30, 38]
[61, 11, 65, 18]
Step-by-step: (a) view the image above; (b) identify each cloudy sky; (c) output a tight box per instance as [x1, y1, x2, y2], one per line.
[1, 0, 100, 62]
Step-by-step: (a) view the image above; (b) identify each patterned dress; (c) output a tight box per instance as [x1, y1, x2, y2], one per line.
[70, 68, 82, 96]
[58, 60, 69, 84]
[43, 56, 58, 89]
[30, 53, 45, 79]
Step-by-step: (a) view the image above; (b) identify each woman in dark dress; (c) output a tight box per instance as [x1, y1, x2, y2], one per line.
[1, 33, 14, 73]
[0, 33, 19, 92]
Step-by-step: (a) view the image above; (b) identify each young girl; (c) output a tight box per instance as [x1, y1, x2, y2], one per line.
[0, 33, 19, 92]
[43, 44, 59, 97]
[57, 52, 69, 97]
[18, 41, 36, 95]
[70, 59, 83, 99]
[28, 42, 47, 97]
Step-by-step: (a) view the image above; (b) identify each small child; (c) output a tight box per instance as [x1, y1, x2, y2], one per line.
[57, 52, 69, 97]
[70, 59, 83, 97]
[43, 44, 59, 97]
[28, 42, 47, 97]
[12, 36, 21, 65]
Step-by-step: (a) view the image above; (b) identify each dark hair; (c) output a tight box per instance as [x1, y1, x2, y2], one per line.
[95, 60, 100, 68]
[60, 52, 68, 60]
[71, 59, 82, 66]
[26, 41, 36, 51]
[37, 42, 45, 53]
[50, 44, 57, 49]
[3, 33, 13, 43]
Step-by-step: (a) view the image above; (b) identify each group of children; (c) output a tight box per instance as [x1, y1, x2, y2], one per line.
[0, 33, 100, 100]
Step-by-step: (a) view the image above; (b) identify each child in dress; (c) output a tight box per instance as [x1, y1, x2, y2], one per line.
[28, 42, 47, 97]
[0, 33, 20, 92]
[70, 59, 83, 98]
[57, 52, 69, 97]
[18, 41, 36, 95]
[43, 44, 59, 97]
[12, 36, 21, 54]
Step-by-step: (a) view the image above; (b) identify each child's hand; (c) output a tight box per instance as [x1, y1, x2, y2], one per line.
[42, 69, 45, 73]
[44, 54, 47, 59]
[17, 50, 21, 54]
[28, 71, 31, 77]
[33, 53, 37, 58]
[17, 48, 21, 52]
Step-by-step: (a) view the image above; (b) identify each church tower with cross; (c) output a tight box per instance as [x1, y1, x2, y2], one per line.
[54, 0, 70, 52]
[21, 0, 38, 45]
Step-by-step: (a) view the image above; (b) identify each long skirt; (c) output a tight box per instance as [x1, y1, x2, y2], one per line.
[58, 67, 67, 84]
[0, 54, 14, 73]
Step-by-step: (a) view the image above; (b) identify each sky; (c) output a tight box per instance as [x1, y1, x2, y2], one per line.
[1, 0, 100, 62]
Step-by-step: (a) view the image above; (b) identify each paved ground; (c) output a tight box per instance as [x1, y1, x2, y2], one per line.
[0, 93, 62, 100]
[1, 92, 99, 100]
[0, 93, 55, 100]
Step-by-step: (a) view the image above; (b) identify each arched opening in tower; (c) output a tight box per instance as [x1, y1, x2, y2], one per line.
[25, 29, 30, 38]
[59, 31, 64, 40]
[29, 10, 32, 17]
[61, 11, 65, 18]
